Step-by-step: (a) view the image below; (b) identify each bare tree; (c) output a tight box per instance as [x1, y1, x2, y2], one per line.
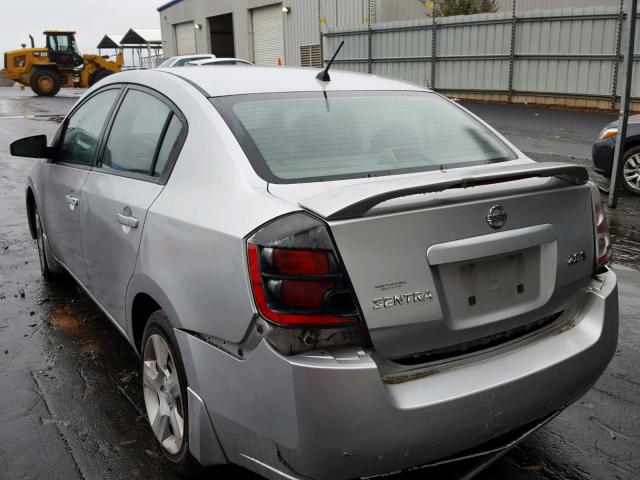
[433, 0, 500, 17]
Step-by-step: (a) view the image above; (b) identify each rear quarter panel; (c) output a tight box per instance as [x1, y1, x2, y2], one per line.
[125, 71, 295, 343]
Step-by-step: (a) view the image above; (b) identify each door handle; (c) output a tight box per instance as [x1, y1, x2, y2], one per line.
[117, 212, 139, 229]
[65, 194, 79, 207]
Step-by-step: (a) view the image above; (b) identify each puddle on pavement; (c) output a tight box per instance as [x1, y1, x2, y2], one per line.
[40, 283, 122, 356]
[603, 194, 640, 271]
[0, 113, 64, 122]
[47, 301, 106, 353]
[34, 114, 64, 123]
[607, 206, 640, 270]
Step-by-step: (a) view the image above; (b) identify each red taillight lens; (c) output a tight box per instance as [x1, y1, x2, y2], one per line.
[590, 183, 611, 270]
[280, 280, 334, 308]
[273, 249, 329, 275]
[246, 213, 360, 327]
[248, 244, 358, 326]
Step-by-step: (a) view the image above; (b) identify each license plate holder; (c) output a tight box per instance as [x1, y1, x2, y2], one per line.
[437, 246, 542, 323]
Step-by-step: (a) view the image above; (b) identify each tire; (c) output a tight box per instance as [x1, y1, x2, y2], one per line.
[34, 206, 62, 282]
[621, 146, 640, 195]
[89, 69, 113, 87]
[142, 311, 201, 475]
[30, 69, 61, 96]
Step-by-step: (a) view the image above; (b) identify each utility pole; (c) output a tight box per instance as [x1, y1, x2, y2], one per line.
[609, 0, 638, 208]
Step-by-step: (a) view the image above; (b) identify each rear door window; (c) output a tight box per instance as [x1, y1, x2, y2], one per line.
[58, 88, 120, 167]
[101, 90, 171, 175]
[153, 114, 183, 177]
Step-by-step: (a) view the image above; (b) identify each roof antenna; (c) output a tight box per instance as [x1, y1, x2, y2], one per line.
[316, 41, 344, 82]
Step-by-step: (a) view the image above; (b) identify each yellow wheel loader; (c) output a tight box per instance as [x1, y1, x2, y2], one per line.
[2, 30, 124, 96]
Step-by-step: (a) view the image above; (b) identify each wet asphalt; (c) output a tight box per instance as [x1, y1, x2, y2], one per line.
[0, 88, 638, 480]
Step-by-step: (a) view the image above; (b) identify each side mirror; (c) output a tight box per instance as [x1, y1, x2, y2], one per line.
[10, 135, 51, 158]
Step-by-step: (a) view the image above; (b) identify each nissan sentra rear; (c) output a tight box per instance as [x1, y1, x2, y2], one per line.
[188, 75, 617, 479]
[21, 65, 616, 480]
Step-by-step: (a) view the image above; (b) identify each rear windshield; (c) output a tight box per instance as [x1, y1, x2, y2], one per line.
[213, 91, 516, 183]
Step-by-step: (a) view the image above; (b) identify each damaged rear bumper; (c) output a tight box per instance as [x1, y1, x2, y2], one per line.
[176, 268, 618, 480]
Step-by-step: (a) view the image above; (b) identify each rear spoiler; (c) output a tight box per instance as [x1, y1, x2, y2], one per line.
[298, 162, 589, 220]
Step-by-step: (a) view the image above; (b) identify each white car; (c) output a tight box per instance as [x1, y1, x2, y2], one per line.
[185, 58, 253, 66]
[157, 54, 217, 68]
[12, 65, 617, 479]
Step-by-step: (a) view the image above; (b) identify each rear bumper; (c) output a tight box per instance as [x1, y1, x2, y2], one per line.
[176, 268, 618, 480]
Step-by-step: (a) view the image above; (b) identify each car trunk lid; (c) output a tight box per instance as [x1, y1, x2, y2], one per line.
[269, 162, 595, 359]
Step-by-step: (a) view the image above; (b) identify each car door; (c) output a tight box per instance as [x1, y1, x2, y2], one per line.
[80, 86, 186, 327]
[43, 86, 122, 285]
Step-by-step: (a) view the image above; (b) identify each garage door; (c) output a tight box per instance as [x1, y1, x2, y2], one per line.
[251, 4, 284, 65]
[175, 22, 196, 55]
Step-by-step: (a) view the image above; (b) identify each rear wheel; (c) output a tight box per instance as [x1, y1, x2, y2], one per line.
[142, 311, 201, 475]
[89, 69, 113, 87]
[31, 69, 61, 96]
[622, 146, 640, 195]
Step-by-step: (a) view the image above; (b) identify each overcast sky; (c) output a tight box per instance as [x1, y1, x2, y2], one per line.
[1, 0, 162, 68]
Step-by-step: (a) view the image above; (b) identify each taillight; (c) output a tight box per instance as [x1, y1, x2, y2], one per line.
[590, 183, 611, 271]
[247, 213, 360, 327]
[272, 249, 329, 275]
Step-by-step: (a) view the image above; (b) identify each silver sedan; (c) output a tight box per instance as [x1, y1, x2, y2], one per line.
[11, 65, 618, 479]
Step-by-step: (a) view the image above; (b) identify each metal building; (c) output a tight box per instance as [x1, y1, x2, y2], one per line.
[160, 0, 319, 66]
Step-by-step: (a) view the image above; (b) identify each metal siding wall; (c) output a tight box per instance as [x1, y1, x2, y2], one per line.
[285, 0, 323, 67]
[160, 19, 173, 55]
[513, 6, 619, 96]
[372, 20, 431, 57]
[371, 19, 432, 86]
[511, 0, 619, 12]
[438, 59, 510, 90]
[322, 4, 640, 105]
[319, 0, 367, 30]
[436, 12, 512, 91]
[323, 28, 368, 72]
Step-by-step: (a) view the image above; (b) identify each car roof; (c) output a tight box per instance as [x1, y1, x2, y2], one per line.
[155, 65, 427, 96]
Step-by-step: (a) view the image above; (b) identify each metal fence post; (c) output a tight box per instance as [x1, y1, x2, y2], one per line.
[507, 0, 517, 102]
[367, 0, 373, 73]
[318, 0, 324, 66]
[367, 27, 372, 74]
[431, 19, 437, 89]
[611, 0, 625, 110]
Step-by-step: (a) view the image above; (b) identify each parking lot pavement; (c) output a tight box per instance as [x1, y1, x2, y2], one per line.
[461, 101, 618, 162]
[0, 87, 638, 480]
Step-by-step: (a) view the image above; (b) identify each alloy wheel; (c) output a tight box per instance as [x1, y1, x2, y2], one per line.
[623, 153, 640, 194]
[143, 334, 185, 454]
